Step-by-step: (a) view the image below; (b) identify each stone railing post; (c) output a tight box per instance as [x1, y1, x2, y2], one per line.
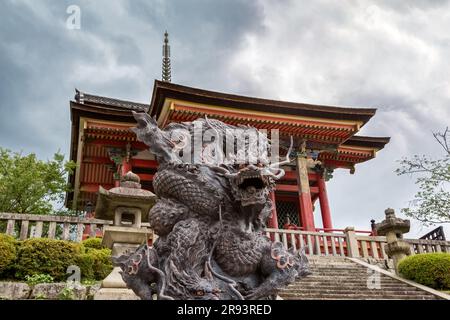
[345, 227, 359, 258]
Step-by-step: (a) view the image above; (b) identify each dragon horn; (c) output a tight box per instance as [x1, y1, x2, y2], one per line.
[270, 136, 294, 168]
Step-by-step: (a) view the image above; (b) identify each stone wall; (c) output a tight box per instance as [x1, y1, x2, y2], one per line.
[0, 281, 100, 300]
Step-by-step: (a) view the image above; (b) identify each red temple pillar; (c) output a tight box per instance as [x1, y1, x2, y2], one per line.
[121, 159, 132, 176]
[268, 191, 279, 229]
[296, 155, 315, 231]
[317, 173, 333, 230]
[114, 157, 133, 187]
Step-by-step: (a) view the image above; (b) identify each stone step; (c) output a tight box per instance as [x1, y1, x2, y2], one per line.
[306, 271, 378, 276]
[286, 283, 422, 290]
[280, 288, 433, 296]
[298, 275, 399, 281]
[280, 257, 442, 300]
[281, 295, 437, 300]
[311, 266, 370, 270]
[279, 256, 438, 300]
[309, 268, 367, 273]
[297, 280, 406, 286]
[307, 263, 358, 267]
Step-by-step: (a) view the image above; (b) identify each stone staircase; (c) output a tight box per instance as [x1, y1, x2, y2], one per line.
[279, 256, 443, 300]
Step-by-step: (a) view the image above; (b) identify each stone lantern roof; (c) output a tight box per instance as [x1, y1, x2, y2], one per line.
[375, 208, 410, 236]
[94, 171, 156, 222]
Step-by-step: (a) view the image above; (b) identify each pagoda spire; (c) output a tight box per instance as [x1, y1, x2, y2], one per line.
[162, 31, 171, 82]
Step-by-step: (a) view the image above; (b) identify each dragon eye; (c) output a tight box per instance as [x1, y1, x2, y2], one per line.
[196, 290, 205, 296]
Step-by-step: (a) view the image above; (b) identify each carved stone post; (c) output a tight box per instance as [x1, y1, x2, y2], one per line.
[374, 208, 411, 274]
[345, 227, 360, 258]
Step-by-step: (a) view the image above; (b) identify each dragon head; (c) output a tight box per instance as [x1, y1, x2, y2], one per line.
[186, 277, 222, 300]
[223, 136, 293, 208]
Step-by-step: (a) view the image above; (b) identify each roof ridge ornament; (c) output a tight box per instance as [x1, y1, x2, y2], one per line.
[74, 88, 84, 104]
[162, 31, 171, 82]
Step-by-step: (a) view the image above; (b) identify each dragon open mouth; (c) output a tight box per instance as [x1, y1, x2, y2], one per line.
[235, 169, 269, 207]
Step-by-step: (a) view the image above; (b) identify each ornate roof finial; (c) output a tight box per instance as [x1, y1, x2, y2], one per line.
[162, 31, 171, 82]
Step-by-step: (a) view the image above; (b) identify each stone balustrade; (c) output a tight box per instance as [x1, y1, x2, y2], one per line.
[1, 212, 450, 257]
[265, 227, 450, 260]
[0, 212, 151, 242]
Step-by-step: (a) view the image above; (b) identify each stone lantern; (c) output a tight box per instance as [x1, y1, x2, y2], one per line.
[95, 171, 156, 255]
[93, 171, 156, 299]
[374, 208, 411, 274]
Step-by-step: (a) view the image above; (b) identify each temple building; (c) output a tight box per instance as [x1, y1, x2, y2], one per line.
[66, 32, 389, 232]
[67, 80, 389, 232]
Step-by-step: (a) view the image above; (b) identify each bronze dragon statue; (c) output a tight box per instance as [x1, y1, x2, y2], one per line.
[113, 112, 310, 300]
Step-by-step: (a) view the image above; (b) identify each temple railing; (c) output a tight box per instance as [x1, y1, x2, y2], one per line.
[1, 213, 450, 256]
[265, 228, 450, 260]
[0, 213, 114, 242]
[0, 212, 151, 242]
[405, 238, 450, 255]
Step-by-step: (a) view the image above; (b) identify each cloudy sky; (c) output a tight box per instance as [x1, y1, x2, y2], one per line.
[1, 0, 449, 237]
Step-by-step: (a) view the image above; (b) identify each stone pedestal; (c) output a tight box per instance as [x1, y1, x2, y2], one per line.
[94, 267, 140, 300]
[94, 226, 152, 300]
[102, 226, 150, 256]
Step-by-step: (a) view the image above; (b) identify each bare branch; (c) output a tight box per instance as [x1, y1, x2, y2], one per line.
[432, 126, 450, 155]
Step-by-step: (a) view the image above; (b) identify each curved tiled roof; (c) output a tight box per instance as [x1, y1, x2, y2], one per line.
[150, 80, 377, 124]
[74, 89, 149, 112]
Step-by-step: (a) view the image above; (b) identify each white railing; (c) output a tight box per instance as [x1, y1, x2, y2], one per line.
[0, 212, 113, 242]
[265, 227, 450, 260]
[0, 213, 153, 242]
[406, 238, 450, 254]
[265, 228, 347, 257]
[355, 235, 389, 260]
[2, 213, 450, 255]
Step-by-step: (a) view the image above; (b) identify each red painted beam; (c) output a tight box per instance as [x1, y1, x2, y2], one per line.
[322, 159, 354, 169]
[275, 184, 298, 192]
[282, 171, 318, 181]
[130, 159, 159, 169]
[276, 184, 319, 194]
[87, 139, 148, 150]
[137, 173, 154, 181]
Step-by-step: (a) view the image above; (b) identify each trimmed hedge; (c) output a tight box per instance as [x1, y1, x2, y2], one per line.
[15, 238, 81, 281]
[77, 248, 113, 281]
[81, 237, 105, 250]
[0, 234, 16, 274]
[0, 237, 113, 282]
[398, 253, 450, 290]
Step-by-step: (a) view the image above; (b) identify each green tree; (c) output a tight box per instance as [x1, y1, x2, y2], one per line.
[396, 128, 450, 225]
[0, 148, 76, 215]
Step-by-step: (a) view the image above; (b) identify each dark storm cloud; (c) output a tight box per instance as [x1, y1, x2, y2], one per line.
[0, 0, 264, 155]
[0, 0, 448, 236]
[125, 0, 266, 89]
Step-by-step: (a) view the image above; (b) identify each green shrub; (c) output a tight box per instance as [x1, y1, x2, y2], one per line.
[77, 248, 112, 281]
[25, 274, 54, 285]
[81, 238, 105, 250]
[398, 253, 450, 290]
[0, 234, 16, 274]
[15, 238, 80, 281]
